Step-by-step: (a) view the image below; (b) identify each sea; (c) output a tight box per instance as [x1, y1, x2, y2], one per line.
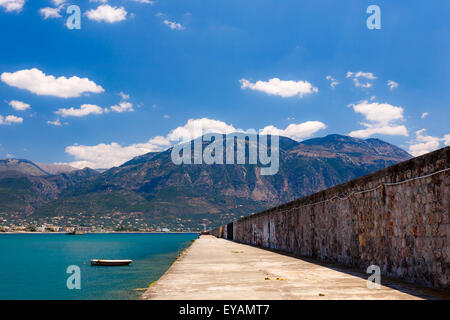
[0, 232, 198, 300]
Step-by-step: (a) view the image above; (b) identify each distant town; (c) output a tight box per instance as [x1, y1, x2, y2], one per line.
[0, 212, 204, 233]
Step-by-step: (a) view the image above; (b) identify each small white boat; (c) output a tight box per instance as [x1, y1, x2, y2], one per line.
[90, 259, 132, 266]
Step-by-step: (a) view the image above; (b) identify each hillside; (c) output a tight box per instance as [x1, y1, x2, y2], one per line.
[0, 134, 412, 229]
[0, 159, 49, 176]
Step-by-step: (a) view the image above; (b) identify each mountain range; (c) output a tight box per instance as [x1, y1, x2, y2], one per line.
[0, 159, 77, 176]
[0, 134, 411, 229]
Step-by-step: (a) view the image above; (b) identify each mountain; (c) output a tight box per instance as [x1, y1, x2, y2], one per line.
[0, 159, 49, 176]
[301, 134, 410, 160]
[0, 159, 77, 176]
[0, 167, 100, 216]
[35, 163, 77, 175]
[0, 134, 411, 229]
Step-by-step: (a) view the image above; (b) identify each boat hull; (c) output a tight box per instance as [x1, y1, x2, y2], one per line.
[90, 259, 132, 266]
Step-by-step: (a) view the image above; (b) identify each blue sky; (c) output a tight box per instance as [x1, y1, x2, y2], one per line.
[0, 0, 449, 168]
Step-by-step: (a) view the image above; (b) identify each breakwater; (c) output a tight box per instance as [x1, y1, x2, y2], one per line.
[211, 147, 449, 290]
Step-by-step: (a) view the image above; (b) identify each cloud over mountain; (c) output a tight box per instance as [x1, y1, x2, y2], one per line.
[65, 118, 327, 169]
[260, 121, 327, 141]
[348, 100, 408, 138]
[408, 129, 450, 156]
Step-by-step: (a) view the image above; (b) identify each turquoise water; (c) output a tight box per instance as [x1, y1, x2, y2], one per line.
[0, 233, 198, 300]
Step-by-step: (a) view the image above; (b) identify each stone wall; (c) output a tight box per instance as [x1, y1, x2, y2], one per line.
[212, 147, 449, 289]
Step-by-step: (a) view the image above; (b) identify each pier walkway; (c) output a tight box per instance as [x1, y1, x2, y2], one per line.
[141, 235, 447, 300]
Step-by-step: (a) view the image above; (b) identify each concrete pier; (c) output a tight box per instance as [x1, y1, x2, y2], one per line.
[211, 147, 450, 290]
[141, 236, 447, 300]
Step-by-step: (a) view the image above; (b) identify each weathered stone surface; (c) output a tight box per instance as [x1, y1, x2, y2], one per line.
[142, 236, 448, 300]
[212, 147, 449, 290]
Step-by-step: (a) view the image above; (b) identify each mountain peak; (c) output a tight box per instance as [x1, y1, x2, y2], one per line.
[0, 133, 412, 229]
[300, 134, 411, 160]
[0, 158, 49, 176]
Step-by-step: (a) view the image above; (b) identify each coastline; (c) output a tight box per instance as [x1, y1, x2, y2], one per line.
[139, 238, 197, 300]
[0, 231, 200, 235]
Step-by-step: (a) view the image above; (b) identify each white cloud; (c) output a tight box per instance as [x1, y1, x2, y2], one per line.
[1, 68, 104, 98]
[109, 101, 133, 113]
[119, 92, 130, 100]
[91, 0, 154, 3]
[260, 121, 327, 141]
[130, 0, 154, 4]
[354, 80, 372, 88]
[348, 100, 408, 138]
[52, 0, 66, 5]
[8, 100, 30, 111]
[56, 104, 105, 118]
[387, 80, 399, 90]
[325, 75, 339, 88]
[240, 78, 318, 98]
[0, 0, 25, 12]
[408, 129, 442, 156]
[351, 101, 404, 124]
[346, 71, 376, 88]
[66, 136, 171, 169]
[163, 114, 169, 119]
[349, 125, 408, 138]
[421, 112, 429, 119]
[163, 19, 184, 30]
[346, 72, 376, 80]
[39, 6, 62, 19]
[167, 118, 238, 142]
[85, 5, 127, 23]
[407, 130, 450, 156]
[47, 119, 64, 126]
[443, 134, 450, 147]
[64, 118, 327, 169]
[0, 115, 23, 125]
[55, 101, 135, 118]
[348, 78, 370, 88]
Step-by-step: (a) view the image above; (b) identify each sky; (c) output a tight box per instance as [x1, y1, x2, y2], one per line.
[0, 0, 449, 169]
